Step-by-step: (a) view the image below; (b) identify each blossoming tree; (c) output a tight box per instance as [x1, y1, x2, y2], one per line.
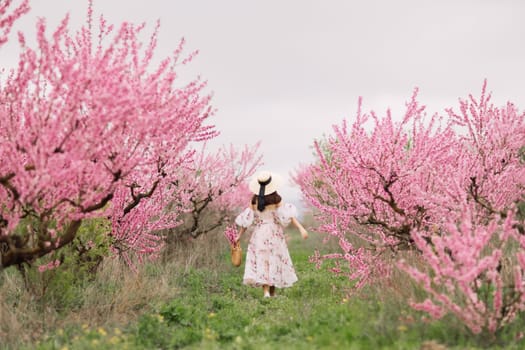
[296, 82, 525, 333]
[168, 143, 262, 237]
[109, 142, 262, 267]
[0, 2, 217, 269]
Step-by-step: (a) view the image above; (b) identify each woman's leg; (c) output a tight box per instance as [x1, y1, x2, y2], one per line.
[269, 285, 275, 297]
[262, 284, 270, 297]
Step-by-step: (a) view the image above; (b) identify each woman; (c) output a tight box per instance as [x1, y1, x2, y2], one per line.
[235, 170, 308, 298]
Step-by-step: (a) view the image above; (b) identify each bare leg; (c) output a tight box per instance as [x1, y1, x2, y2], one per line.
[263, 284, 270, 297]
[269, 285, 276, 297]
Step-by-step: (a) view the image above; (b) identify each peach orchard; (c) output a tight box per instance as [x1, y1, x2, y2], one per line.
[2, 0, 525, 338]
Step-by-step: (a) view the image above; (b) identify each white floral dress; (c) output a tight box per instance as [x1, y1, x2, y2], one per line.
[235, 203, 298, 288]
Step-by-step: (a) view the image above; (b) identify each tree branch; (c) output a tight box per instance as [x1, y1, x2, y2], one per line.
[123, 179, 159, 216]
[0, 172, 20, 201]
[0, 220, 82, 268]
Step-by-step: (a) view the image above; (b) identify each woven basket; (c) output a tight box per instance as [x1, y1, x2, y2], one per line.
[231, 242, 242, 267]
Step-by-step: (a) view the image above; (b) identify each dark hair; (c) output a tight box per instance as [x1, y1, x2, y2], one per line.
[251, 191, 282, 212]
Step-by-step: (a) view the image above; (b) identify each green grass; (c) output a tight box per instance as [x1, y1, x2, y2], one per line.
[4, 229, 525, 349]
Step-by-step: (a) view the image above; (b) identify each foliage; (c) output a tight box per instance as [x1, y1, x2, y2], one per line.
[12, 232, 524, 349]
[400, 207, 525, 335]
[9, 218, 112, 313]
[109, 141, 262, 268]
[295, 82, 525, 334]
[169, 143, 263, 237]
[0, 0, 216, 268]
[157, 142, 262, 264]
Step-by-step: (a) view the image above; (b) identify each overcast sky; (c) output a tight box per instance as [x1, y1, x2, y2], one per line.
[3, 0, 525, 207]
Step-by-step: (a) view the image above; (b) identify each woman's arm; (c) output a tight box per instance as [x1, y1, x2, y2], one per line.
[291, 217, 308, 240]
[236, 226, 247, 243]
[235, 202, 254, 243]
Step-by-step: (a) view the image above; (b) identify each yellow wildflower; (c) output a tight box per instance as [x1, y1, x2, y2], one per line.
[109, 336, 120, 344]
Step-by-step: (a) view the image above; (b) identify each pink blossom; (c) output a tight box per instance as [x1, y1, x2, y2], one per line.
[223, 225, 238, 246]
[1, 3, 217, 268]
[295, 82, 525, 334]
[37, 259, 61, 273]
[0, 0, 29, 46]
[108, 142, 261, 267]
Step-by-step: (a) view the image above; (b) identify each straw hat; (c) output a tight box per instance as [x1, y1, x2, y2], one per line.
[248, 170, 283, 195]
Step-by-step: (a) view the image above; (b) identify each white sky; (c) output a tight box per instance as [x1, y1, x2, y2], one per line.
[3, 0, 525, 207]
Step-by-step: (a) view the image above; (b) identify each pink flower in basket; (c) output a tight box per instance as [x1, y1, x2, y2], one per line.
[223, 225, 238, 246]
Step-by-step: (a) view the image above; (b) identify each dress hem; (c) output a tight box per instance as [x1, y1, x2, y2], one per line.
[243, 278, 298, 289]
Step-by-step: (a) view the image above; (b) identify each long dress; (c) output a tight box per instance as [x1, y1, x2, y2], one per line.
[235, 203, 298, 288]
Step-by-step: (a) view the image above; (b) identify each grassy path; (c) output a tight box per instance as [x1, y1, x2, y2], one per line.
[10, 229, 525, 350]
